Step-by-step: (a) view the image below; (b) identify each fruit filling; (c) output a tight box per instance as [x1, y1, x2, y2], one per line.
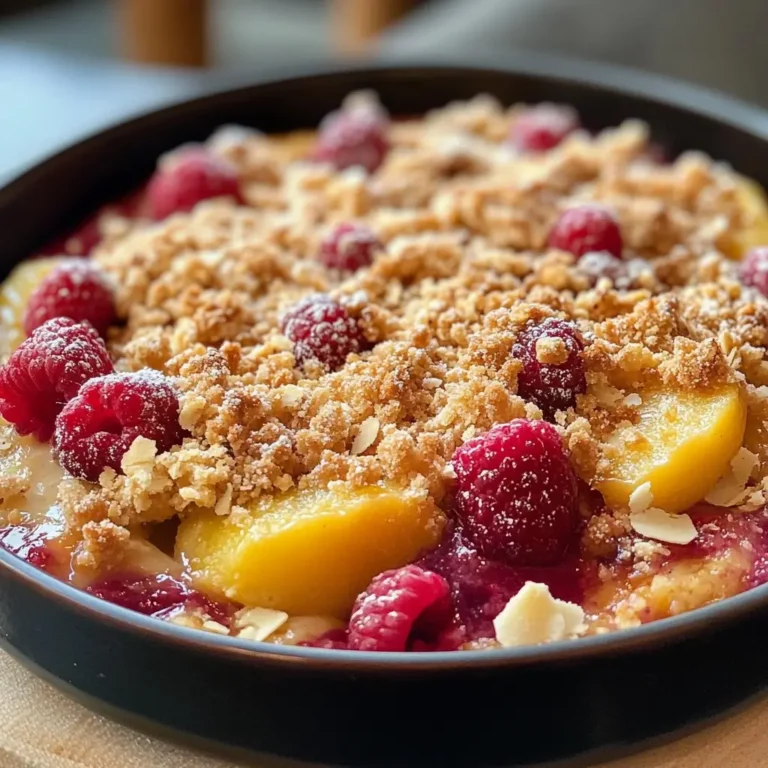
[2, 92, 768, 652]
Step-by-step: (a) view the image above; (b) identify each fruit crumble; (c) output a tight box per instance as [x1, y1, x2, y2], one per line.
[2, 92, 768, 653]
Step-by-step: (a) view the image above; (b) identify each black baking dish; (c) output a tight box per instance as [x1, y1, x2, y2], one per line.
[1, 59, 768, 768]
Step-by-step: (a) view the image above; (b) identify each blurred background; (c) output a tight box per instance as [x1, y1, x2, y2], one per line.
[3, 0, 768, 180]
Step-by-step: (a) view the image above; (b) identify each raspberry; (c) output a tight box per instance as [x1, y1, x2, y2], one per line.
[23, 260, 116, 337]
[0, 318, 113, 441]
[512, 318, 586, 417]
[0, 526, 55, 571]
[312, 107, 389, 173]
[146, 146, 243, 220]
[319, 222, 381, 272]
[740, 247, 768, 297]
[347, 564, 450, 652]
[280, 294, 367, 371]
[87, 573, 233, 625]
[452, 419, 579, 566]
[418, 523, 584, 642]
[509, 104, 579, 153]
[548, 205, 623, 260]
[53, 370, 184, 482]
[300, 628, 349, 650]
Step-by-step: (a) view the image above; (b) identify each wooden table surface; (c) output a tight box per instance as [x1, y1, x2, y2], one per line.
[1, 646, 765, 768]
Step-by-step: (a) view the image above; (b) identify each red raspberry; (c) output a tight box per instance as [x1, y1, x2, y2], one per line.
[347, 565, 450, 652]
[740, 247, 768, 297]
[23, 260, 116, 338]
[0, 526, 55, 571]
[512, 318, 586, 418]
[146, 146, 244, 220]
[0, 318, 113, 441]
[509, 104, 579, 153]
[53, 370, 185, 482]
[452, 419, 579, 567]
[548, 205, 623, 260]
[312, 107, 389, 173]
[319, 222, 381, 272]
[280, 294, 367, 372]
[87, 573, 234, 625]
[418, 523, 584, 642]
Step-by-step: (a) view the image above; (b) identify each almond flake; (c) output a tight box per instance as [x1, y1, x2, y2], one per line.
[214, 484, 233, 516]
[731, 447, 759, 486]
[705, 447, 759, 507]
[493, 582, 586, 647]
[630, 507, 697, 545]
[121, 437, 157, 477]
[351, 417, 379, 455]
[623, 393, 642, 407]
[235, 607, 289, 642]
[628, 481, 653, 515]
[201, 620, 230, 635]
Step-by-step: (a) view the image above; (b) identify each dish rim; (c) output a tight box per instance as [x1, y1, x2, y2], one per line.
[2, 57, 768, 671]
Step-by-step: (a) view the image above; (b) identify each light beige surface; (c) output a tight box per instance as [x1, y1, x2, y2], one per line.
[0, 647, 764, 768]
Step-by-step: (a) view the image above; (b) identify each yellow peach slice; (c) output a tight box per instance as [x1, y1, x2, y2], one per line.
[176, 485, 445, 618]
[0, 257, 61, 357]
[598, 386, 746, 514]
[726, 176, 768, 258]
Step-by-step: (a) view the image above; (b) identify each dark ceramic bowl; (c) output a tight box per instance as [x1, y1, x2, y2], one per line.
[2, 60, 768, 768]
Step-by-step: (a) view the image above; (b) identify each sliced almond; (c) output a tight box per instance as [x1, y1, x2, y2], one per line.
[121, 436, 157, 477]
[630, 507, 697, 545]
[628, 481, 653, 515]
[234, 607, 289, 642]
[705, 447, 759, 507]
[202, 620, 230, 636]
[351, 417, 380, 456]
[731, 447, 759, 486]
[214, 484, 233, 517]
[493, 582, 586, 648]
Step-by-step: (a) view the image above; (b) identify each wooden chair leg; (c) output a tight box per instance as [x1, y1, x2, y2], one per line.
[118, 0, 209, 68]
[331, 0, 419, 55]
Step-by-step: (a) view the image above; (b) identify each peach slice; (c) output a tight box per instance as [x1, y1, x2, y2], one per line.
[598, 385, 746, 514]
[727, 176, 768, 258]
[0, 257, 61, 357]
[175, 485, 445, 618]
